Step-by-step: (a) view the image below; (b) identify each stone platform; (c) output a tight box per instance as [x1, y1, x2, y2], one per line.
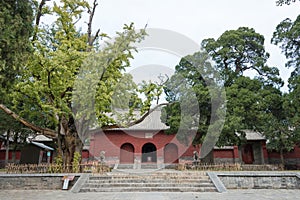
[1, 189, 300, 200]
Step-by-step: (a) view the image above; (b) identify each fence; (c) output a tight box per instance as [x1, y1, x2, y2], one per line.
[5, 163, 111, 174]
[5, 163, 283, 173]
[179, 163, 283, 171]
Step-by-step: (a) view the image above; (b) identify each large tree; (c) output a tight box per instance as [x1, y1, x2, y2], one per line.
[163, 27, 285, 163]
[0, 0, 155, 166]
[162, 51, 226, 162]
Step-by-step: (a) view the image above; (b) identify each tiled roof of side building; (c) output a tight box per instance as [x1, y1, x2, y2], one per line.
[236, 130, 266, 141]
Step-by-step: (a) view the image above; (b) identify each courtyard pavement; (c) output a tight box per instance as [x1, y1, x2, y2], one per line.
[0, 189, 300, 200]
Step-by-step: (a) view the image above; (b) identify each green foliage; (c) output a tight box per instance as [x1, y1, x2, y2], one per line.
[164, 27, 287, 151]
[138, 81, 163, 113]
[276, 0, 298, 6]
[0, 0, 36, 142]
[202, 27, 282, 87]
[48, 155, 63, 173]
[12, 0, 89, 129]
[272, 14, 300, 153]
[1, 0, 150, 168]
[72, 151, 81, 173]
[272, 15, 300, 69]
[221, 77, 284, 146]
[55, 155, 63, 165]
[72, 23, 147, 131]
[12, 0, 146, 133]
[162, 51, 225, 146]
[0, 0, 34, 91]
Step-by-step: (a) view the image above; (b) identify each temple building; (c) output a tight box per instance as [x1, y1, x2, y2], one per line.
[87, 108, 280, 169]
[88, 108, 198, 169]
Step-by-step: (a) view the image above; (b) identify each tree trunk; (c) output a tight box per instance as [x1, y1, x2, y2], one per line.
[280, 148, 285, 169]
[56, 115, 83, 168]
[12, 132, 18, 163]
[5, 130, 10, 166]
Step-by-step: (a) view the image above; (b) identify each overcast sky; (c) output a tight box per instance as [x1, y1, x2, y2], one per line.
[83, 0, 300, 91]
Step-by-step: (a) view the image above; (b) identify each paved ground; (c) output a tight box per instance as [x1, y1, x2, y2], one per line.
[0, 189, 300, 200]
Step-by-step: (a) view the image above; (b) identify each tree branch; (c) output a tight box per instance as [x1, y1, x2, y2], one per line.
[0, 104, 57, 138]
[127, 103, 171, 127]
[32, 0, 49, 42]
[87, 0, 99, 49]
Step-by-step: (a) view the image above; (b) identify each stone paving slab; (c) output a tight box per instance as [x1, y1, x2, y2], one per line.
[0, 189, 300, 200]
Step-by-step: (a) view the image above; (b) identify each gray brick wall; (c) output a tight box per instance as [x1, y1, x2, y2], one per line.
[218, 173, 300, 189]
[0, 174, 79, 190]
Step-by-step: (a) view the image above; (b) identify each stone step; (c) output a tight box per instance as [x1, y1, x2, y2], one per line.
[86, 179, 211, 184]
[117, 164, 134, 169]
[80, 186, 217, 192]
[109, 170, 207, 174]
[78, 171, 217, 193]
[89, 176, 210, 181]
[90, 172, 210, 178]
[82, 182, 214, 188]
[141, 164, 158, 169]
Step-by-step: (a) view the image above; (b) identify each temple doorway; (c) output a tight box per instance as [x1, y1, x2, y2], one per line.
[242, 144, 254, 164]
[142, 143, 157, 163]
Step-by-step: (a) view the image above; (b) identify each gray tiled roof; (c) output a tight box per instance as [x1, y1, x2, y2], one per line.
[110, 108, 169, 131]
[32, 135, 53, 142]
[237, 130, 266, 141]
[128, 109, 169, 130]
[213, 146, 234, 150]
[31, 141, 54, 151]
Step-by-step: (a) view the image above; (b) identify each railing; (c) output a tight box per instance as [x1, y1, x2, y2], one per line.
[5, 162, 283, 173]
[5, 163, 111, 174]
[178, 163, 283, 171]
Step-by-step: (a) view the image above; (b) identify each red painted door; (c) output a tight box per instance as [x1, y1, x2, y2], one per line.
[120, 143, 134, 164]
[242, 144, 254, 164]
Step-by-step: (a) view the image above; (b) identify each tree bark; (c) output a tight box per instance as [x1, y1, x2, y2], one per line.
[5, 130, 10, 166]
[12, 132, 18, 163]
[57, 115, 83, 166]
[280, 148, 285, 169]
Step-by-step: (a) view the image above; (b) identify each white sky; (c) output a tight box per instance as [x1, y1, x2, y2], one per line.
[81, 0, 300, 91]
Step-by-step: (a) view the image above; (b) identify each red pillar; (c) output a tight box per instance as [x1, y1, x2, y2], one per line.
[261, 141, 268, 164]
[233, 146, 239, 163]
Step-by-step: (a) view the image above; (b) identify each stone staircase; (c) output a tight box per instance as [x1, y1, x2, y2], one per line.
[79, 171, 217, 192]
[141, 163, 158, 169]
[116, 164, 134, 169]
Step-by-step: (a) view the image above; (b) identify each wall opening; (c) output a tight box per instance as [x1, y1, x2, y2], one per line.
[142, 143, 157, 163]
